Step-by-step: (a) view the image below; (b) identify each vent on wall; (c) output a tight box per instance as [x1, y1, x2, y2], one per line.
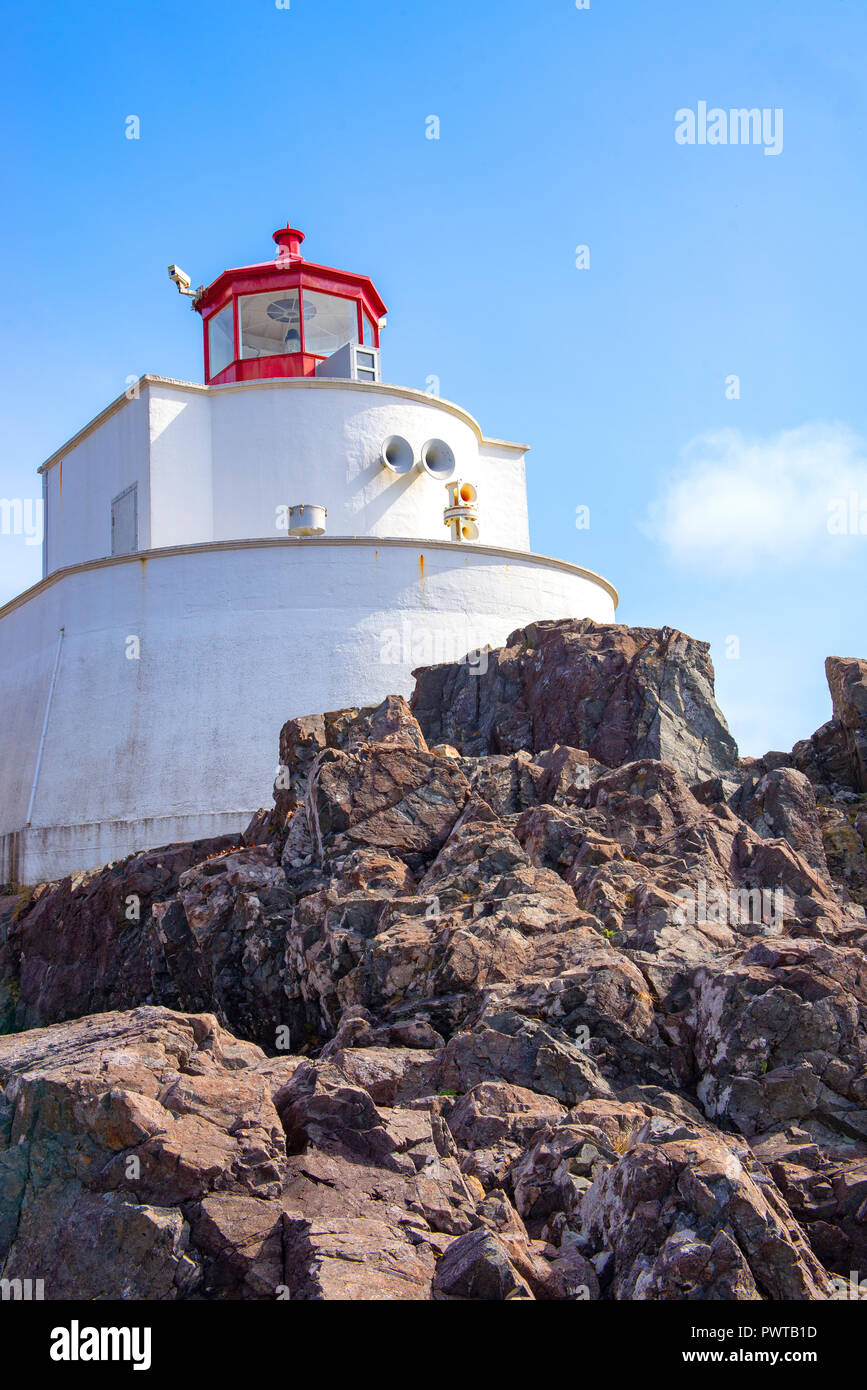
[420, 439, 456, 480]
[111, 484, 138, 556]
[380, 435, 415, 474]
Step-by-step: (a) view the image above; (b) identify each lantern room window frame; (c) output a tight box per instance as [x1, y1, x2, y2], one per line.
[207, 301, 235, 378]
[201, 272, 383, 385]
[233, 286, 372, 364]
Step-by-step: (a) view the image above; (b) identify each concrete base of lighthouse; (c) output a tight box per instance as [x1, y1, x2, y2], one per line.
[0, 535, 616, 884]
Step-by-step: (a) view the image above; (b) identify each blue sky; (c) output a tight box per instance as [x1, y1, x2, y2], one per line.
[1, 0, 865, 756]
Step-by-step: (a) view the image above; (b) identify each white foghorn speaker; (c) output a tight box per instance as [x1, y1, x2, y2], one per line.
[420, 438, 456, 480]
[444, 480, 479, 541]
[380, 435, 415, 475]
[287, 503, 327, 536]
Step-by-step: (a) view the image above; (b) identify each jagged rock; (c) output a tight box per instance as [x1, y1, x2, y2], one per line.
[0, 1008, 288, 1299]
[283, 1210, 438, 1300]
[269, 696, 429, 835]
[580, 1125, 832, 1300]
[751, 1130, 867, 1275]
[445, 1082, 566, 1192]
[455, 746, 602, 819]
[4, 633, 867, 1299]
[691, 937, 867, 1140]
[151, 848, 293, 1049]
[417, 797, 579, 924]
[411, 619, 738, 784]
[510, 1125, 598, 1229]
[542, 1241, 601, 1299]
[431, 1228, 534, 1300]
[307, 745, 470, 869]
[792, 723, 854, 793]
[441, 1011, 613, 1106]
[324, 1046, 442, 1107]
[827, 658, 867, 791]
[819, 806, 867, 907]
[0, 1007, 476, 1301]
[793, 656, 867, 793]
[730, 767, 829, 877]
[0, 836, 239, 1034]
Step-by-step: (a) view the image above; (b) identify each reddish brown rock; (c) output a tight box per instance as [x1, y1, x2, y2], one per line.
[0, 1008, 288, 1299]
[792, 656, 867, 794]
[4, 634, 867, 1300]
[307, 745, 470, 869]
[690, 937, 867, 1140]
[431, 1228, 534, 1300]
[410, 619, 738, 784]
[0, 836, 238, 1034]
[580, 1128, 832, 1300]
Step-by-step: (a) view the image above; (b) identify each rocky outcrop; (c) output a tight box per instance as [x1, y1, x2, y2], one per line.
[0, 1006, 835, 1302]
[0, 836, 239, 1035]
[793, 656, 867, 794]
[410, 620, 739, 784]
[785, 655, 867, 914]
[580, 1122, 829, 1300]
[0, 1008, 288, 1299]
[1, 619, 865, 1299]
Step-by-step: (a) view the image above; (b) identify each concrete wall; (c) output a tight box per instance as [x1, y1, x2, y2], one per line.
[0, 832, 18, 885]
[204, 380, 530, 550]
[148, 387, 213, 550]
[43, 390, 152, 575]
[39, 378, 530, 572]
[0, 538, 616, 883]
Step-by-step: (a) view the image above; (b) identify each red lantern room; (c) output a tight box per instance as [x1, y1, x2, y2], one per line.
[194, 221, 387, 386]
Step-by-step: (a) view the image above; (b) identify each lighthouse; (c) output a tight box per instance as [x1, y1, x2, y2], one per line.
[0, 222, 618, 884]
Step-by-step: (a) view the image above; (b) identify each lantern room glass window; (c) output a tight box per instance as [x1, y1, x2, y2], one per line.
[240, 290, 303, 358]
[303, 291, 359, 358]
[362, 312, 377, 347]
[208, 303, 235, 377]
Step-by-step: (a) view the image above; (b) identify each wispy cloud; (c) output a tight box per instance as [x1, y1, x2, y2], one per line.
[641, 423, 867, 573]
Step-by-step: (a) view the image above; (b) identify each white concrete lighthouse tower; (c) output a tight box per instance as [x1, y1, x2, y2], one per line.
[0, 222, 617, 884]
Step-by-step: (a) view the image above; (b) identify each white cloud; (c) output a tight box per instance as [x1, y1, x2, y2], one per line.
[641, 423, 867, 573]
